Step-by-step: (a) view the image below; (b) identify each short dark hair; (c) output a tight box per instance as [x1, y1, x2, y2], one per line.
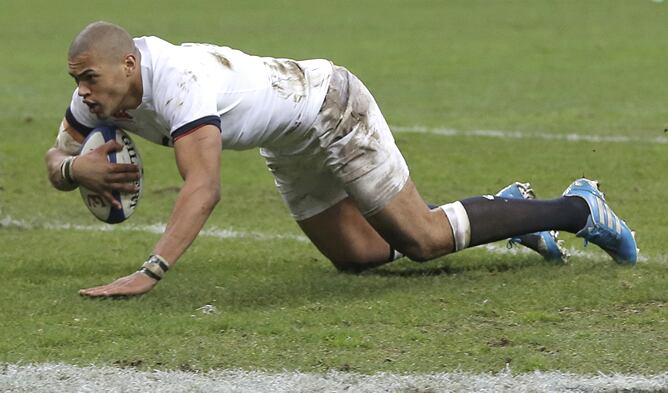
[68, 21, 137, 62]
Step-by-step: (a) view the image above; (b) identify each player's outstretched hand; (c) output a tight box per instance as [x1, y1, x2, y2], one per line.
[79, 271, 157, 297]
[72, 140, 141, 209]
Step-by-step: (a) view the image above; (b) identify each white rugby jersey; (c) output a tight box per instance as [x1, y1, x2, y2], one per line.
[66, 36, 333, 151]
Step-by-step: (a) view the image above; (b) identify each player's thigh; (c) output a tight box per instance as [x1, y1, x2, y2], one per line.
[317, 68, 454, 259]
[262, 149, 389, 265]
[365, 178, 454, 260]
[297, 197, 391, 266]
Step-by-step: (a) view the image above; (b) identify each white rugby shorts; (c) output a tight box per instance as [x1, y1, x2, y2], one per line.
[260, 65, 410, 221]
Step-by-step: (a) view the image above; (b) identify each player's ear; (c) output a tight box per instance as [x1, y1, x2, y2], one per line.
[123, 53, 137, 76]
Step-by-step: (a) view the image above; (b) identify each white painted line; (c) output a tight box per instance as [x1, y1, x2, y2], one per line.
[1, 363, 667, 393]
[2, 215, 659, 264]
[393, 125, 668, 144]
[0, 216, 308, 243]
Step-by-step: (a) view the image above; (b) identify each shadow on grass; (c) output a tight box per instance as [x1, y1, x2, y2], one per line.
[364, 257, 546, 278]
[67, 254, 548, 309]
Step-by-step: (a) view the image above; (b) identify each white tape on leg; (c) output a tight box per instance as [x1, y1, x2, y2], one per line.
[440, 201, 471, 251]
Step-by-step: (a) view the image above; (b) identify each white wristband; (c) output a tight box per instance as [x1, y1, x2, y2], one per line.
[59, 156, 77, 185]
[138, 255, 170, 281]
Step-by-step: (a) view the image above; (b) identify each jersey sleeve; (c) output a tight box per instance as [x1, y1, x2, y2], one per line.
[153, 64, 221, 142]
[65, 89, 102, 137]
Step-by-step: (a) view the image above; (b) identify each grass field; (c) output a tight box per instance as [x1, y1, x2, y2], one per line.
[1, 0, 667, 382]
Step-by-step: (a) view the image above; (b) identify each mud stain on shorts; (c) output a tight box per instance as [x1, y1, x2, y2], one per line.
[318, 66, 380, 148]
[260, 64, 409, 220]
[310, 66, 388, 184]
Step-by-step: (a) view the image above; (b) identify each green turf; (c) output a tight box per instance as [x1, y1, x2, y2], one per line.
[1, 0, 667, 374]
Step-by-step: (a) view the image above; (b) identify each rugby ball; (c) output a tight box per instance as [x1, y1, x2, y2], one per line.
[79, 127, 143, 224]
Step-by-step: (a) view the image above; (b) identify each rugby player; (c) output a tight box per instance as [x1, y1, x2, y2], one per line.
[45, 22, 638, 297]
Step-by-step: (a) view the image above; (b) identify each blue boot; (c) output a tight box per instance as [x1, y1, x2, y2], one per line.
[562, 178, 638, 265]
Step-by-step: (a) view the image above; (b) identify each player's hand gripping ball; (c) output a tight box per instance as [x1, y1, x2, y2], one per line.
[79, 127, 143, 223]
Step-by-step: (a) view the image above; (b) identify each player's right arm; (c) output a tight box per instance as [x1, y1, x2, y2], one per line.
[45, 118, 85, 191]
[44, 118, 140, 208]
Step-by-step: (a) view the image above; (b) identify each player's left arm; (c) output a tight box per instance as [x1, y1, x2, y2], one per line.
[79, 125, 222, 297]
[153, 124, 222, 264]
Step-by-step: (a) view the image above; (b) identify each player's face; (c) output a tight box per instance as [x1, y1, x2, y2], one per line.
[68, 51, 135, 119]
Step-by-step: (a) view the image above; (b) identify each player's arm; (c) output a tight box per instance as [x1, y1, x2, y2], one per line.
[79, 125, 222, 297]
[152, 124, 222, 264]
[45, 118, 140, 208]
[45, 118, 85, 191]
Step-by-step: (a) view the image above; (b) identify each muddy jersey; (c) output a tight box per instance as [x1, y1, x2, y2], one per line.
[66, 36, 333, 151]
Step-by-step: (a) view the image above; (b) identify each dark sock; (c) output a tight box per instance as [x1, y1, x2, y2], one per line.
[460, 196, 590, 247]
